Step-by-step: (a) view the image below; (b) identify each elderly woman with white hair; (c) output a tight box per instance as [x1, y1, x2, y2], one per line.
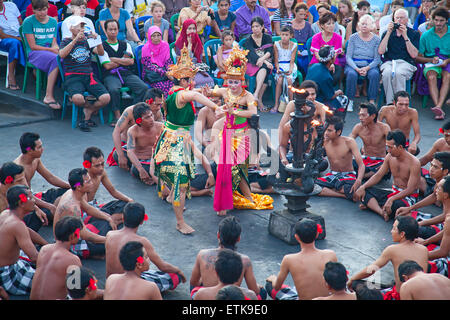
[344, 14, 381, 109]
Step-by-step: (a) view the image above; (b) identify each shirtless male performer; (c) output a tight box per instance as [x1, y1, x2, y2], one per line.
[313, 261, 356, 300]
[83, 146, 133, 226]
[354, 130, 422, 221]
[398, 260, 450, 300]
[30, 216, 83, 300]
[105, 202, 186, 293]
[417, 120, 450, 195]
[193, 249, 258, 300]
[14, 132, 70, 223]
[0, 185, 43, 295]
[53, 168, 117, 259]
[350, 103, 391, 179]
[316, 116, 365, 201]
[379, 91, 421, 155]
[190, 216, 266, 299]
[110, 88, 164, 170]
[126, 103, 163, 185]
[347, 216, 429, 300]
[266, 218, 338, 300]
[104, 241, 162, 300]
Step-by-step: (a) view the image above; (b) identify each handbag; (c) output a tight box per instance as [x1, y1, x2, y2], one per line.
[144, 68, 168, 84]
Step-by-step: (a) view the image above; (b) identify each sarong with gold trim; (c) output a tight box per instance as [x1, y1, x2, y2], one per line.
[154, 121, 195, 207]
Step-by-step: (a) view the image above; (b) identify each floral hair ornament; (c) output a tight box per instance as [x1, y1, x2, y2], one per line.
[74, 228, 81, 239]
[88, 278, 97, 291]
[4, 176, 14, 184]
[26, 147, 32, 151]
[144, 214, 149, 221]
[19, 193, 28, 203]
[136, 256, 144, 264]
[146, 98, 154, 105]
[439, 128, 444, 135]
[74, 182, 81, 188]
[136, 117, 143, 125]
[317, 224, 323, 234]
[82, 160, 91, 169]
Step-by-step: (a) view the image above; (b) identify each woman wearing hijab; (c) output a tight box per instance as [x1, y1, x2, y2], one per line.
[141, 25, 174, 97]
[175, 19, 215, 90]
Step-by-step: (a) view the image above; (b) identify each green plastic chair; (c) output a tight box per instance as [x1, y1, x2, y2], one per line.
[170, 13, 180, 38]
[272, 36, 303, 85]
[19, 25, 46, 100]
[169, 42, 177, 64]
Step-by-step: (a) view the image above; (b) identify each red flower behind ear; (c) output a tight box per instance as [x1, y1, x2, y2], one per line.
[317, 224, 323, 234]
[4, 176, 14, 184]
[74, 228, 81, 239]
[88, 278, 97, 291]
[136, 117, 142, 124]
[136, 256, 144, 264]
[439, 128, 444, 135]
[83, 160, 91, 169]
[146, 98, 154, 105]
[144, 214, 148, 221]
[19, 193, 28, 203]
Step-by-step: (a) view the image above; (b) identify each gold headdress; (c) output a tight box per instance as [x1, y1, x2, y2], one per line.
[167, 44, 198, 80]
[224, 45, 249, 80]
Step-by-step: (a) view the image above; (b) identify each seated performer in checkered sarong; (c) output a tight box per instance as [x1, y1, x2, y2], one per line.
[354, 130, 422, 221]
[0, 185, 45, 295]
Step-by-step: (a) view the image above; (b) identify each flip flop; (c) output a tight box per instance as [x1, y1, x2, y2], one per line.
[44, 101, 61, 110]
[86, 119, 97, 127]
[78, 120, 91, 132]
[431, 106, 445, 120]
[269, 108, 278, 114]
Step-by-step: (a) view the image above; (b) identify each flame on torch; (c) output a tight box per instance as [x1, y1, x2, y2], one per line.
[288, 86, 307, 94]
[311, 120, 321, 127]
[322, 105, 334, 115]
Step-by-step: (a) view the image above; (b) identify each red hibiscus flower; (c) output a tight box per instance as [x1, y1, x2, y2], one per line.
[136, 117, 143, 124]
[317, 224, 323, 234]
[83, 160, 91, 169]
[19, 193, 28, 203]
[136, 256, 144, 264]
[4, 176, 14, 184]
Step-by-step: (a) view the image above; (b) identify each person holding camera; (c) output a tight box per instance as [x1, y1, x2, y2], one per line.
[378, 8, 419, 105]
[178, 0, 220, 42]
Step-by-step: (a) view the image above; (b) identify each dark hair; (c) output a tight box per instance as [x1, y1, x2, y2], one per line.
[443, 175, 450, 195]
[431, 6, 449, 20]
[299, 80, 318, 92]
[133, 103, 151, 125]
[119, 241, 145, 271]
[442, 120, 450, 131]
[0, 162, 24, 184]
[218, 216, 242, 250]
[319, 11, 337, 25]
[351, 0, 370, 32]
[391, 0, 404, 6]
[148, 88, 164, 101]
[68, 168, 88, 190]
[123, 202, 146, 228]
[323, 261, 348, 291]
[326, 116, 344, 136]
[83, 147, 104, 163]
[66, 267, 96, 299]
[434, 152, 450, 172]
[393, 90, 410, 103]
[216, 285, 245, 300]
[359, 103, 378, 123]
[294, 218, 319, 243]
[280, 0, 297, 18]
[280, 25, 293, 35]
[294, 2, 308, 13]
[55, 216, 83, 242]
[395, 216, 419, 240]
[355, 284, 383, 300]
[6, 185, 29, 210]
[217, 0, 231, 4]
[215, 249, 243, 285]
[251, 16, 265, 33]
[104, 19, 120, 31]
[318, 45, 335, 63]
[221, 28, 235, 41]
[31, 0, 49, 10]
[398, 260, 423, 282]
[19, 132, 40, 154]
[386, 129, 407, 148]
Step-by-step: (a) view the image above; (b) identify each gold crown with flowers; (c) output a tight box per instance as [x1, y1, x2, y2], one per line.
[167, 44, 198, 80]
[224, 45, 249, 80]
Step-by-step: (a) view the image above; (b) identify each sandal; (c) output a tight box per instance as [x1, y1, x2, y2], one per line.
[44, 101, 61, 110]
[86, 119, 97, 127]
[78, 120, 91, 132]
[269, 107, 278, 114]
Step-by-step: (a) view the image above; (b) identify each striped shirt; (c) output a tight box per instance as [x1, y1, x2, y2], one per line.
[272, 9, 294, 28]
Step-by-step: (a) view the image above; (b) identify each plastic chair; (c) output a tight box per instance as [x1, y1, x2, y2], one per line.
[272, 36, 303, 85]
[134, 15, 152, 40]
[57, 56, 104, 129]
[170, 13, 180, 37]
[58, 8, 63, 21]
[19, 25, 46, 100]
[377, 79, 412, 109]
[133, 44, 152, 89]
[203, 39, 224, 86]
[0, 50, 9, 88]
[56, 21, 63, 46]
[169, 42, 177, 64]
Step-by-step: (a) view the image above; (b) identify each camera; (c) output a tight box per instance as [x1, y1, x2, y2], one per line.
[393, 22, 401, 30]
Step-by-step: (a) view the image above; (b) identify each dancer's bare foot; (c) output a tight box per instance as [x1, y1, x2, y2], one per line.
[217, 210, 227, 216]
[359, 204, 367, 210]
[177, 222, 195, 234]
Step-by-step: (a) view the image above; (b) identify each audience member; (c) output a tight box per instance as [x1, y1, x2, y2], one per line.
[344, 0, 370, 43]
[143, 1, 170, 43]
[61, 0, 101, 24]
[379, 0, 413, 35]
[309, 0, 338, 23]
[211, 0, 236, 38]
[335, 0, 353, 29]
[178, 0, 219, 41]
[415, 7, 449, 120]
[378, 8, 420, 105]
[291, 3, 312, 77]
[272, 0, 295, 36]
[60, 0, 97, 45]
[22, 0, 61, 109]
[234, 0, 272, 41]
[0, 0, 26, 91]
[345, 14, 381, 107]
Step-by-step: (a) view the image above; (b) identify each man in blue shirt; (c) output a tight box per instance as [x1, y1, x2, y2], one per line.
[234, 0, 271, 40]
